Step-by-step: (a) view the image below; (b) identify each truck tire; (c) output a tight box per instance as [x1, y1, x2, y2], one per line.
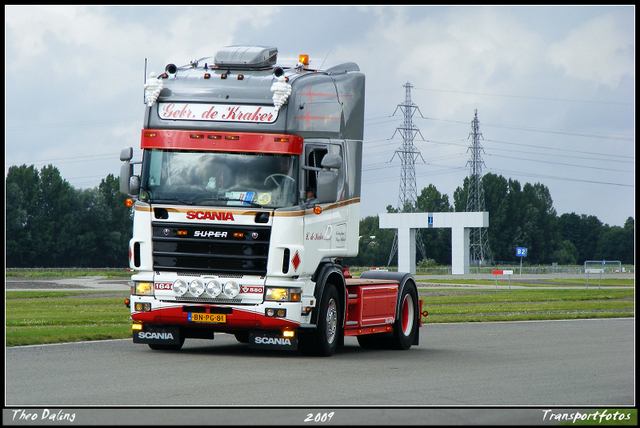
[148, 335, 185, 351]
[301, 283, 340, 357]
[234, 332, 249, 343]
[390, 280, 419, 350]
[356, 333, 386, 349]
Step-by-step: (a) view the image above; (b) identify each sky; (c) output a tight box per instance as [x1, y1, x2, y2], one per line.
[5, 5, 635, 227]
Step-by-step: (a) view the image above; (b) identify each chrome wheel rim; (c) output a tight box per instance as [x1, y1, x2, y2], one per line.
[326, 298, 338, 344]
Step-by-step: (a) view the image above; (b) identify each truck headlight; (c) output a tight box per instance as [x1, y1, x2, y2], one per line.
[134, 282, 154, 296]
[265, 287, 302, 302]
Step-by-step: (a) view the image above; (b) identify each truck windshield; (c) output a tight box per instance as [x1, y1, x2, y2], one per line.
[140, 149, 298, 208]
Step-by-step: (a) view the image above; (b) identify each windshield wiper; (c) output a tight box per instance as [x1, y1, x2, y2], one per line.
[151, 197, 194, 205]
[198, 197, 263, 208]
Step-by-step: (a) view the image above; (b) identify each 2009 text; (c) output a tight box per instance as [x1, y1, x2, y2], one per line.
[304, 412, 335, 423]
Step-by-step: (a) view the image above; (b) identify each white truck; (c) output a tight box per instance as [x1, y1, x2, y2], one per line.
[119, 45, 423, 356]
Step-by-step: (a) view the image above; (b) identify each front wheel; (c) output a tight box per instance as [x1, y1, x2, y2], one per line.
[148, 335, 185, 351]
[300, 284, 340, 357]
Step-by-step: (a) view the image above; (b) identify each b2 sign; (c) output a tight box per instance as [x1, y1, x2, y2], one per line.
[516, 247, 527, 257]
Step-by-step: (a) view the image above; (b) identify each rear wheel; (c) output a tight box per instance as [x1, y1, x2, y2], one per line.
[301, 284, 340, 357]
[390, 281, 418, 350]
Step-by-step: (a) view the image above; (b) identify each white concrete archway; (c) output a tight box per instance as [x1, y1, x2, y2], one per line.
[379, 212, 489, 275]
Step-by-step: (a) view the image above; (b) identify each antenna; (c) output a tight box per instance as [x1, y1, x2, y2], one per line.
[319, 50, 331, 70]
[144, 58, 148, 104]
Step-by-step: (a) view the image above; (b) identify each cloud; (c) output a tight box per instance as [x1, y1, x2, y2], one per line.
[342, 7, 546, 119]
[547, 13, 634, 87]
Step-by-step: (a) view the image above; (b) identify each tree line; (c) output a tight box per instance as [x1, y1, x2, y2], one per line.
[6, 165, 132, 268]
[345, 173, 634, 267]
[5, 165, 634, 268]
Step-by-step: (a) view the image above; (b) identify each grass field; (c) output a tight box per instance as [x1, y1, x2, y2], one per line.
[6, 291, 131, 347]
[419, 288, 634, 323]
[417, 278, 634, 287]
[5, 284, 634, 347]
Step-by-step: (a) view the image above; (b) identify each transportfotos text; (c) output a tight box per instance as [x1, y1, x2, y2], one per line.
[542, 409, 632, 423]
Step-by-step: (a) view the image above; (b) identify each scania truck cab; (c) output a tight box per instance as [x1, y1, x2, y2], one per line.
[120, 45, 422, 356]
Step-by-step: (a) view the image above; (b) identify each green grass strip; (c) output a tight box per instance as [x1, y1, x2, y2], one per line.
[417, 278, 634, 287]
[6, 290, 128, 299]
[418, 288, 633, 304]
[423, 312, 634, 324]
[427, 300, 633, 315]
[6, 324, 132, 347]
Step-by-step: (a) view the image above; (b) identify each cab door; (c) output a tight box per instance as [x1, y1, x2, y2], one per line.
[302, 141, 345, 266]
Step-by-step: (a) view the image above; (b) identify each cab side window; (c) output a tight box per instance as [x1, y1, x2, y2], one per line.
[305, 147, 327, 199]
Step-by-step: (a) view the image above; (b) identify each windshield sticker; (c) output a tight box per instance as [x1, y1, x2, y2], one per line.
[225, 192, 255, 206]
[257, 193, 271, 205]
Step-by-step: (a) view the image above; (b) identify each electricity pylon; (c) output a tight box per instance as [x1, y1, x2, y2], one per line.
[387, 82, 427, 267]
[465, 109, 493, 265]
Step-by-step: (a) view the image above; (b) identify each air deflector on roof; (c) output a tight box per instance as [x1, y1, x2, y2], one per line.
[214, 46, 278, 69]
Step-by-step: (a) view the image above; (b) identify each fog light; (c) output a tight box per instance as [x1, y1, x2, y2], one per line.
[173, 279, 188, 296]
[134, 302, 151, 312]
[189, 279, 205, 297]
[283, 330, 295, 338]
[206, 280, 222, 298]
[132, 323, 143, 331]
[223, 281, 240, 298]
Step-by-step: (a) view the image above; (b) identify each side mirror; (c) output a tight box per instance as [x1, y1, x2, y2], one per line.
[129, 175, 140, 195]
[119, 147, 138, 196]
[120, 147, 133, 162]
[316, 154, 342, 203]
[120, 163, 133, 194]
[320, 153, 342, 169]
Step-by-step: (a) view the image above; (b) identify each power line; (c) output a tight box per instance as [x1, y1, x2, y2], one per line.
[483, 139, 633, 163]
[486, 167, 634, 188]
[5, 118, 139, 131]
[5, 150, 143, 169]
[485, 153, 633, 173]
[412, 86, 633, 106]
[416, 116, 633, 142]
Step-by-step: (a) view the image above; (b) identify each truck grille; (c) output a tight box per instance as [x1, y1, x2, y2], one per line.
[152, 222, 270, 275]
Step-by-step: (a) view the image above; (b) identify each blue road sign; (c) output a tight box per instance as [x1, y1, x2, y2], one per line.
[516, 247, 528, 257]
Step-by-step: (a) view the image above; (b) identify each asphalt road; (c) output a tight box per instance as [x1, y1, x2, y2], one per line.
[5, 318, 634, 425]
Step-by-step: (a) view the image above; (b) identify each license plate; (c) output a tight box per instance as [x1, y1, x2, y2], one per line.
[188, 313, 226, 323]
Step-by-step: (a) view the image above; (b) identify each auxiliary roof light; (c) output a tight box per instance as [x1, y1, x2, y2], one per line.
[223, 281, 240, 298]
[206, 280, 222, 298]
[189, 280, 205, 297]
[172, 279, 188, 296]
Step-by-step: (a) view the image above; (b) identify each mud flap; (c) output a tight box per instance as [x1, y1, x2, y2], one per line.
[248, 330, 298, 351]
[133, 325, 181, 345]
